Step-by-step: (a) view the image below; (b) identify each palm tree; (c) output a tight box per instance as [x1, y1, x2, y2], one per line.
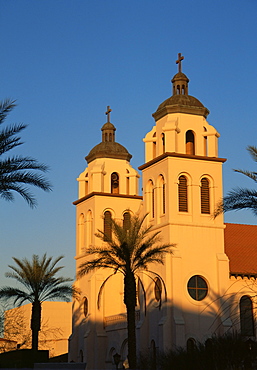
[0, 254, 73, 351]
[78, 213, 174, 369]
[215, 145, 257, 217]
[0, 99, 52, 207]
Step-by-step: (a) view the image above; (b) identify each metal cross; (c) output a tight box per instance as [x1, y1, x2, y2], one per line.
[176, 53, 184, 73]
[105, 106, 112, 122]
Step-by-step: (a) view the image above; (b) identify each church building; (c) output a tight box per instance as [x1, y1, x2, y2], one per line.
[69, 55, 257, 369]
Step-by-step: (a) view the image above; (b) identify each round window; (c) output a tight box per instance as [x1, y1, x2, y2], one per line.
[187, 275, 208, 301]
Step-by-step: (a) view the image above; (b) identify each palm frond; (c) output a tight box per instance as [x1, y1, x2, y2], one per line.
[0, 99, 16, 125]
[0, 99, 52, 207]
[215, 188, 257, 217]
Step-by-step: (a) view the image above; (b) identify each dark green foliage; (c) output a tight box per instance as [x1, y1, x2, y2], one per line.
[140, 332, 255, 370]
[0, 99, 52, 207]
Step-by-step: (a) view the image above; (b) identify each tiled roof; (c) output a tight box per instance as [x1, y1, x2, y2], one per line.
[224, 223, 257, 277]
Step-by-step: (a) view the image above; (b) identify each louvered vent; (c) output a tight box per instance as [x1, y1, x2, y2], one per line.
[178, 175, 188, 212]
[200, 178, 210, 214]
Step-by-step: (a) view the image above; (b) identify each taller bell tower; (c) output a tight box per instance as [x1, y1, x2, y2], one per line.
[139, 55, 230, 346]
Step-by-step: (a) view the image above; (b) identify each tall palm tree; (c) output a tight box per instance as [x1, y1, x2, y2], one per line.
[78, 213, 174, 369]
[0, 254, 73, 350]
[215, 146, 257, 217]
[0, 99, 52, 208]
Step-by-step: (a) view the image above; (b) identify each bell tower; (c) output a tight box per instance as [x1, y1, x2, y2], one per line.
[139, 54, 230, 346]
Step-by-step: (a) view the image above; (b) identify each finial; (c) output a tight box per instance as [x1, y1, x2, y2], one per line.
[176, 53, 184, 73]
[105, 106, 112, 123]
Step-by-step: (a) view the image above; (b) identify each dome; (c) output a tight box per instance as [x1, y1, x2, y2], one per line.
[153, 64, 209, 120]
[171, 72, 189, 83]
[85, 106, 132, 163]
[157, 94, 205, 110]
[101, 122, 116, 131]
[85, 141, 132, 163]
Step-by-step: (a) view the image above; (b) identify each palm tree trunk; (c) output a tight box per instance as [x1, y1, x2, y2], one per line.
[31, 300, 41, 350]
[124, 272, 137, 369]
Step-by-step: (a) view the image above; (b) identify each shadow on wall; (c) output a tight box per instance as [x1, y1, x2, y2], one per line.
[69, 277, 257, 369]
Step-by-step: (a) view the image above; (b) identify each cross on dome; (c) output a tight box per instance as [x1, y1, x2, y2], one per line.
[105, 106, 112, 123]
[176, 53, 184, 73]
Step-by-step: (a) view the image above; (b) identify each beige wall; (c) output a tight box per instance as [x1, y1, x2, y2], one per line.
[4, 301, 72, 358]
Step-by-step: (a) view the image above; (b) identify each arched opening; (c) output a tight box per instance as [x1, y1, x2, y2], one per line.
[147, 180, 155, 218]
[111, 172, 119, 194]
[240, 296, 254, 337]
[86, 210, 93, 246]
[186, 130, 195, 155]
[161, 133, 165, 154]
[162, 176, 165, 214]
[83, 296, 88, 317]
[187, 338, 196, 353]
[153, 132, 156, 158]
[154, 277, 162, 302]
[178, 175, 188, 212]
[104, 211, 112, 241]
[109, 133, 112, 141]
[78, 214, 85, 253]
[126, 169, 130, 195]
[123, 212, 131, 231]
[203, 127, 208, 156]
[200, 178, 210, 214]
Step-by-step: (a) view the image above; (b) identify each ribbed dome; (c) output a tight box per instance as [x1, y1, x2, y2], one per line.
[157, 94, 205, 110]
[85, 141, 132, 163]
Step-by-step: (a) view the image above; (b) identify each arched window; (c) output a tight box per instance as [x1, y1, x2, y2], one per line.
[104, 211, 112, 241]
[186, 130, 195, 155]
[159, 175, 165, 215]
[126, 169, 130, 195]
[178, 175, 188, 212]
[200, 178, 210, 214]
[111, 172, 119, 194]
[147, 180, 155, 218]
[161, 133, 165, 154]
[83, 296, 88, 317]
[151, 182, 155, 218]
[187, 338, 196, 353]
[153, 132, 156, 158]
[154, 277, 162, 302]
[78, 214, 85, 253]
[86, 210, 93, 247]
[240, 296, 254, 337]
[203, 127, 207, 156]
[123, 212, 131, 231]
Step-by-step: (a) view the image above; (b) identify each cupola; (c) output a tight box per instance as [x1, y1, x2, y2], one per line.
[153, 53, 209, 121]
[85, 106, 132, 164]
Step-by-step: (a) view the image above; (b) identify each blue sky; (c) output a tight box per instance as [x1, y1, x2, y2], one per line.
[0, 0, 257, 288]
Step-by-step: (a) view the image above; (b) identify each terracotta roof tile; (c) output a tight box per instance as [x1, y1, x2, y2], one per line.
[225, 223, 257, 276]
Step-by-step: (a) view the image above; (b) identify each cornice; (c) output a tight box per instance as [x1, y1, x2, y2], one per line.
[138, 152, 226, 170]
[73, 192, 143, 205]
